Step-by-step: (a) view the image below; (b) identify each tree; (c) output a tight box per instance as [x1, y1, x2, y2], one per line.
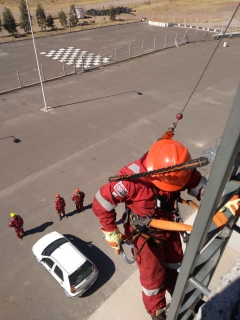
[109, 6, 117, 21]
[58, 10, 67, 27]
[36, 4, 46, 29]
[2, 7, 17, 34]
[69, 5, 78, 27]
[46, 14, 54, 29]
[19, 0, 30, 33]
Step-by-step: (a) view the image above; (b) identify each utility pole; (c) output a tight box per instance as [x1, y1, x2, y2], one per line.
[25, 0, 48, 110]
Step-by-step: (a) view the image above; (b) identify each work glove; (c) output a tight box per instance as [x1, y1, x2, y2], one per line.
[102, 228, 126, 255]
[220, 195, 240, 217]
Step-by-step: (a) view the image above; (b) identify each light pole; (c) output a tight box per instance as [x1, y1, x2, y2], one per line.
[25, 0, 48, 110]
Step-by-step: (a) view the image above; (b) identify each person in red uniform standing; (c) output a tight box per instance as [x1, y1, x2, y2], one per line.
[92, 138, 207, 320]
[54, 194, 66, 221]
[8, 212, 24, 239]
[72, 188, 85, 213]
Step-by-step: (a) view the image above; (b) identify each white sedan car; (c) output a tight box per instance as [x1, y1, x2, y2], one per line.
[32, 231, 98, 297]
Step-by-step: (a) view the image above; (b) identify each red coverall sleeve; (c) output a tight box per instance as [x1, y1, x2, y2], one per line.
[54, 200, 58, 211]
[92, 180, 136, 232]
[8, 221, 13, 227]
[72, 194, 75, 201]
[62, 198, 66, 207]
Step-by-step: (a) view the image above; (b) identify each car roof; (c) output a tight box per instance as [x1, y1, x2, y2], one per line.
[32, 231, 64, 255]
[51, 242, 86, 274]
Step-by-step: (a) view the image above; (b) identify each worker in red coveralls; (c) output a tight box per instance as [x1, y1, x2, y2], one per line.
[92, 138, 207, 320]
[72, 188, 85, 213]
[54, 194, 66, 221]
[8, 212, 24, 239]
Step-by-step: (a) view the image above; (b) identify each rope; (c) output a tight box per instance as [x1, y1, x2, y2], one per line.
[109, 156, 209, 182]
[180, 2, 240, 114]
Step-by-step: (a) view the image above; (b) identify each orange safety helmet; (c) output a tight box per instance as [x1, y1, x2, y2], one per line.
[75, 188, 80, 193]
[55, 194, 60, 198]
[146, 139, 192, 191]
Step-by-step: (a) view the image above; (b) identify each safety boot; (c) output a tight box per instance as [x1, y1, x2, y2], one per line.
[59, 215, 62, 221]
[151, 311, 167, 320]
[151, 304, 170, 320]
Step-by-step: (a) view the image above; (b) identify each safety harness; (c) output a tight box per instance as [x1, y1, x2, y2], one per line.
[116, 114, 209, 263]
[120, 196, 201, 264]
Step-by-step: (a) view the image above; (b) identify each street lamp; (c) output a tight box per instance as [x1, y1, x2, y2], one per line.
[25, 0, 48, 110]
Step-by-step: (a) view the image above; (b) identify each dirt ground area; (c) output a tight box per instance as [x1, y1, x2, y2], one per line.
[0, 0, 239, 37]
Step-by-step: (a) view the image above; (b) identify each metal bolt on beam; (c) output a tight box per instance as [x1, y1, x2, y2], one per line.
[188, 278, 211, 297]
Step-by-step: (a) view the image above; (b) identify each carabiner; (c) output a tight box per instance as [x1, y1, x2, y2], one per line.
[120, 242, 136, 264]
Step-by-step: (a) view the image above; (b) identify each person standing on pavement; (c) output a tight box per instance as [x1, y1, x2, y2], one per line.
[92, 137, 207, 320]
[54, 194, 66, 221]
[8, 212, 24, 239]
[72, 188, 85, 213]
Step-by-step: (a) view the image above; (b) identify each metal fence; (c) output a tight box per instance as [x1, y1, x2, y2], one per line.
[0, 27, 214, 95]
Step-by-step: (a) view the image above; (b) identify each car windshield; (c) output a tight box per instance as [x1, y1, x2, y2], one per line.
[69, 260, 93, 286]
[42, 238, 68, 256]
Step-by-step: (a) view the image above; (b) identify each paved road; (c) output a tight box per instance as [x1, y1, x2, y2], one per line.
[0, 23, 210, 92]
[0, 23, 239, 320]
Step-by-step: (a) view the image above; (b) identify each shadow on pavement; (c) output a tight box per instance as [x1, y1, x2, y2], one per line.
[84, 203, 92, 211]
[53, 91, 143, 109]
[0, 135, 21, 143]
[24, 221, 53, 236]
[64, 234, 115, 296]
[66, 209, 78, 218]
[66, 203, 92, 218]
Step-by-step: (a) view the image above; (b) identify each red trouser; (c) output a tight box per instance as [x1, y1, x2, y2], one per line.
[57, 209, 65, 217]
[75, 201, 84, 212]
[14, 226, 24, 239]
[124, 224, 183, 316]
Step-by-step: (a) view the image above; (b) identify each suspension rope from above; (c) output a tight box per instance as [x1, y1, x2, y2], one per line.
[180, 2, 240, 115]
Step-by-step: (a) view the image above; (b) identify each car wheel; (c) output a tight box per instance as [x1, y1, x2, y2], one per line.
[64, 290, 72, 298]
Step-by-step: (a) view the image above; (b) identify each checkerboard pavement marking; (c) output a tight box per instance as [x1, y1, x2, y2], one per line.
[40, 47, 111, 68]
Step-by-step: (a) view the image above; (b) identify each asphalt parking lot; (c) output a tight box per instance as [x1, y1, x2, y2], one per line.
[0, 22, 239, 320]
[0, 22, 211, 92]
